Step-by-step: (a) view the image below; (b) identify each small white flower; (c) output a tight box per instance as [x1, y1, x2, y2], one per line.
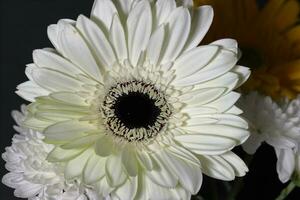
[239, 92, 300, 183]
[16, 0, 250, 198]
[2, 105, 103, 200]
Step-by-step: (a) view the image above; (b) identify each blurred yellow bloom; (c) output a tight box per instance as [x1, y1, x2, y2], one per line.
[195, 0, 300, 99]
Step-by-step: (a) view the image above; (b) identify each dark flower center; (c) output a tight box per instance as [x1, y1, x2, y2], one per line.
[113, 92, 161, 129]
[101, 80, 172, 142]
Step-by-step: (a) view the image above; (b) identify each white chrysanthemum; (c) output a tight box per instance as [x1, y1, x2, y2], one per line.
[2, 105, 103, 200]
[239, 92, 300, 183]
[16, 0, 250, 198]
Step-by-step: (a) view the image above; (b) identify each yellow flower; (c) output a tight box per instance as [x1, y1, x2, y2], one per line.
[195, 0, 300, 99]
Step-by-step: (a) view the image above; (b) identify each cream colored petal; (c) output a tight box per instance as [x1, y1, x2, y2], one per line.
[184, 6, 213, 51]
[173, 46, 219, 79]
[221, 152, 248, 177]
[91, 0, 117, 30]
[105, 154, 127, 187]
[76, 15, 116, 69]
[47, 147, 86, 162]
[111, 177, 138, 200]
[84, 154, 106, 184]
[154, 0, 176, 27]
[58, 23, 103, 81]
[146, 25, 166, 66]
[110, 14, 127, 61]
[160, 7, 191, 64]
[121, 146, 138, 177]
[95, 136, 114, 157]
[127, 0, 152, 66]
[64, 148, 93, 180]
[44, 120, 95, 141]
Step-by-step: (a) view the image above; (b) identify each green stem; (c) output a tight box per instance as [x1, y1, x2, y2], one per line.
[275, 182, 296, 200]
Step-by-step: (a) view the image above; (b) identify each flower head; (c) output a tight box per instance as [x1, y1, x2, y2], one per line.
[16, 0, 250, 198]
[195, 0, 300, 99]
[2, 105, 102, 200]
[239, 92, 300, 183]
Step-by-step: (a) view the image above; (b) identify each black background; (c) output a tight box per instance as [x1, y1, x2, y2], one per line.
[0, 0, 300, 199]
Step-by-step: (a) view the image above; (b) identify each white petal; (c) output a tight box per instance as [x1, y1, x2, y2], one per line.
[122, 146, 138, 176]
[231, 65, 251, 88]
[136, 151, 153, 170]
[84, 154, 106, 184]
[31, 68, 82, 92]
[91, 0, 117, 30]
[174, 46, 219, 79]
[44, 120, 95, 141]
[112, 177, 138, 200]
[58, 23, 103, 81]
[146, 25, 166, 66]
[95, 177, 114, 197]
[197, 155, 235, 180]
[208, 92, 241, 113]
[14, 182, 42, 198]
[105, 154, 127, 187]
[47, 147, 86, 162]
[110, 14, 127, 61]
[267, 136, 297, 149]
[164, 150, 202, 194]
[127, 0, 152, 66]
[210, 39, 238, 54]
[65, 149, 93, 179]
[61, 134, 101, 149]
[179, 87, 226, 106]
[168, 144, 200, 165]
[95, 136, 114, 157]
[50, 92, 88, 106]
[161, 7, 191, 64]
[221, 152, 248, 177]
[275, 148, 295, 183]
[32, 49, 82, 75]
[174, 49, 238, 86]
[175, 133, 237, 155]
[184, 6, 213, 51]
[182, 124, 249, 145]
[77, 15, 116, 69]
[146, 153, 178, 188]
[154, 0, 176, 27]
[47, 19, 75, 51]
[16, 81, 49, 102]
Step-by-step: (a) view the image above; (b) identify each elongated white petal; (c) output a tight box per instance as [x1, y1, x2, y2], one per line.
[44, 120, 95, 141]
[161, 7, 191, 64]
[174, 49, 238, 86]
[221, 152, 248, 177]
[174, 46, 219, 79]
[58, 23, 103, 81]
[275, 148, 295, 183]
[33, 49, 82, 76]
[95, 136, 114, 157]
[147, 25, 166, 66]
[91, 0, 117, 30]
[16, 81, 49, 102]
[65, 149, 93, 179]
[154, 0, 176, 27]
[47, 147, 86, 162]
[127, 0, 152, 66]
[105, 154, 127, 187]
[175, 133, 237, 155]
[136, 151, 153, 170]
[49, 92, 88, 106]
[122, 146, 138, 176]
[112, 177, 138, 200]
[197, 155, 235, 180]
[184, 6, 213, 51]
[84, 154, 106, 184]
[61, 134, 100, 149]
[146, 153, 178, 188]
[164, 150, 202, 194]
[77, 15, 116, 69]
[110, 14, 127, 61]
[31, 68, 82, 92]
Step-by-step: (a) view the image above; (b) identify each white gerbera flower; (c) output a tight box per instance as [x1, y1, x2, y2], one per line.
[239, 92, 300, 183]
[2, 105, 103, 200]
[16, 0, 250, 198]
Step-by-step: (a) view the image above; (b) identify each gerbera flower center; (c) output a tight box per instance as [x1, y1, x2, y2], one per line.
[101, 80, 172, 142]
[238, 47, 264, 69]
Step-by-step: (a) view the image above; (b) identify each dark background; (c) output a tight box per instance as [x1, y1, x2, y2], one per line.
[0, 0, 299, 199]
